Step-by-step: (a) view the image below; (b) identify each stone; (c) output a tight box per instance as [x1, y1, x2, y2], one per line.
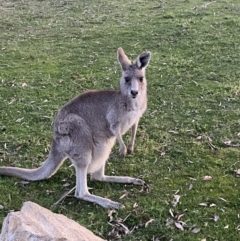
[0, 201, 105, 241]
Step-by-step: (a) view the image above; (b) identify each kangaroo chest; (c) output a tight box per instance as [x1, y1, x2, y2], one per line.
[120, 107, 143, 135]
[107, 96, 147, 137]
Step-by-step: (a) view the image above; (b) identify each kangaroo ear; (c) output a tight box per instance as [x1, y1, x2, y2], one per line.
[136, 51, 151, 69]
[117, 47, 131, 71]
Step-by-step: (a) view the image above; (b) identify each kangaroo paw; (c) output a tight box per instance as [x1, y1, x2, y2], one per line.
[119, 146, 127, 156]
[75, 193, 125, 209]
[127, 144, 134, 154]
[133, 178, 145, 185]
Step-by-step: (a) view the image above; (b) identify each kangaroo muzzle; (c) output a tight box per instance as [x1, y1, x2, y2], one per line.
[130, 80, 139, 98]
[131, 90, 138, 98]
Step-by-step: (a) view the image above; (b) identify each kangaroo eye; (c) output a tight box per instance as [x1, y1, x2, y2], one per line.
[125, 77, 131, 83]
[139, 77, 144, 82]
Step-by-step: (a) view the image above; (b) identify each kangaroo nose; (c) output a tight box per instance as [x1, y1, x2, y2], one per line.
[131, 90, 138, 97]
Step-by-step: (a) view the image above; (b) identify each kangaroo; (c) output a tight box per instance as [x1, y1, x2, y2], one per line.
[0, 48, 151, 209]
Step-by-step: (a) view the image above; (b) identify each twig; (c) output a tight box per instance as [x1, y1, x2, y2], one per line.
[52, 186, 76, 206]
[202, 1, 217, 8]
[70, 79, 85, 90]
[207, 137, 218, 150]
[0, 7, 15, 11]
[228, 160, 240, 169]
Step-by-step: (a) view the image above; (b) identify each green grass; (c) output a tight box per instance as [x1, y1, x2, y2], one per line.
[0, 0, 240, 240]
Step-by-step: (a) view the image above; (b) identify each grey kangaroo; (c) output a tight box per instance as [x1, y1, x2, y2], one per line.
[0, 48, 151, 209]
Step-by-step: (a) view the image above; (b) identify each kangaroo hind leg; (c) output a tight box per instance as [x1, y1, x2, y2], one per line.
[62, 115, 123, 209]
[70, 153, 123, 209]
[91, 163, 145, 186]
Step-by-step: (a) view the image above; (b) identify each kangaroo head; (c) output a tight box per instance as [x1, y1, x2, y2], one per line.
[117, 47, 151, 99]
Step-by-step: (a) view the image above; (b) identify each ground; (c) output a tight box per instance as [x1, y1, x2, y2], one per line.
[0, 0, 239, 240]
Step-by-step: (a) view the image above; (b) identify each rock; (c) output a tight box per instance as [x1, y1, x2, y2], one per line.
[0, 201, 105, 241]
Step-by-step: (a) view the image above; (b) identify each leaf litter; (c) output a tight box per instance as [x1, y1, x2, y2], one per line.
[227, 160, 240, 178]
[172, 194, 181, 207]
[166, 194, 201, 233]
[213, 214, 219, 222]
[108, 205, 155, 239]
[195, 134, 218, 150]
[202, 175, 212, 181]
[224, 140, 240, 147]
[235, 169, 240, 177]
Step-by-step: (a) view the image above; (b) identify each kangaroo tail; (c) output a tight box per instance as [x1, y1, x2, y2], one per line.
[0, 140, 66, 181]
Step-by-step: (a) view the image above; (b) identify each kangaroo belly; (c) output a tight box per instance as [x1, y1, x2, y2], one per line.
[87, 137, 116, 174]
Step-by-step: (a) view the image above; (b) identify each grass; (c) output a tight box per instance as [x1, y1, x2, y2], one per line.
[0, 0, 240, 240]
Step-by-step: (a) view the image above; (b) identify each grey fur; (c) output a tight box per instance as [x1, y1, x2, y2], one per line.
[0, 48, 151, 209]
